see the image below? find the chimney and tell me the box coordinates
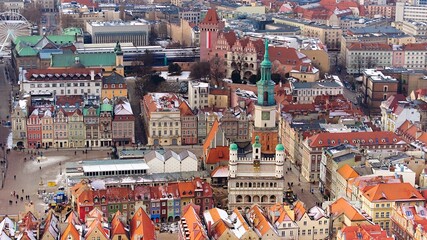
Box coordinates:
[90,70,95,80]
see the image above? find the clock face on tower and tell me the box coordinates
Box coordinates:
[262,111,270,120]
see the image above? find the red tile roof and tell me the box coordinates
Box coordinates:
[347,43,392,51]
[340,224,393,240]
[382,94,406,110]
[403,43,427,51]
[181,205,208,240]
[307,131,405,148]
[130,208,155,240]
[179,101,194,116]
[203,119,220,155]
[111,211,127,237]
[363,183,424,202]
[206,146,230,164]
[329,198,366,221]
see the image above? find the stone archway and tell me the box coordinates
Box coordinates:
[253,195,260,203]
[261,195,268,203]
[244,195,251,203]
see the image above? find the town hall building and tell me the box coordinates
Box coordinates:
[228,40,285,210]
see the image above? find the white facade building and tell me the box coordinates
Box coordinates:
[141,93,182,146]
[227,138,285,210]
[20,68,103,96]
[290,81,344,103]
[86,20,150,46]
[396,2,427,22]
[144,149,198,174]
[188,81,209,110]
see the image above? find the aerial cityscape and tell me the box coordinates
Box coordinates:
[1,0,427,239]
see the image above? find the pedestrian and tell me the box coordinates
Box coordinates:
[39,166,41,170]
[15,201,17,204]
[9,200,12,205]
[16,195,18,199]
[13,191,15,196]
[37,159,40,163]
[10,192,12,196]
[74,151,76,155]
[22,189,24,193]
[301,188,303,193]
[20,197,23,201]
[13,175,16,180]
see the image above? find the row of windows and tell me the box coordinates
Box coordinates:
[152,122,180,127]
[29,82,101,88]
[152,130,179,136]
[84,169,147,176]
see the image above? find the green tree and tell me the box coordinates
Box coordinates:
[190,61,210,80]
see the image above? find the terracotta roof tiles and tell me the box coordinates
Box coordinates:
[329,198,366,221]
[307,131,404,148]
[206,146,229,164]
[362,183,424,202]
[337,164,359,180]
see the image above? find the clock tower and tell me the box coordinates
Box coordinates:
[252,39,278,154]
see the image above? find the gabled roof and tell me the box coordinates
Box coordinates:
[102,72,125,85]
[181,205,208,240]
[329,198,366,221]
[130,208,155,240]
[363,183,424,202]
[179,101,194,116]
[60,221,80,240]
[111,211,127,237]
[246,205,277,237]
[337,164,359,180]
[85,219,108,239]
[203,119,220,155]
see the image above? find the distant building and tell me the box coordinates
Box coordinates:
[141,93,182,146]
[86,20,150,46]
[362,69,398,115]
[290,81,343,104]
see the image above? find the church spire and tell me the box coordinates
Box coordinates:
[257,38,275,106]
[261,38,271,67]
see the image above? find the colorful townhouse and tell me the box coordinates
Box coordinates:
[71,179,214,223]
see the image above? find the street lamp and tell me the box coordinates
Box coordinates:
[56,132,58,151]
[59,162,62,175]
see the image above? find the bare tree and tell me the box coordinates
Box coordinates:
[21,2,43,25]
[131,50,154,77]
[60,14,83,29]
[209,56,226,86]
[190,61,210,80]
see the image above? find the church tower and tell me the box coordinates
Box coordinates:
[199,8,224,62]
[114,41,124,76]
[252,39,278,154]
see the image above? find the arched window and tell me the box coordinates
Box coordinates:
[236,195,243,203]
[263,91,268,104]
[244,195,251,203]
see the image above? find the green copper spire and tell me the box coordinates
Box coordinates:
[261,38,271,68]
[257,38,275,106]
